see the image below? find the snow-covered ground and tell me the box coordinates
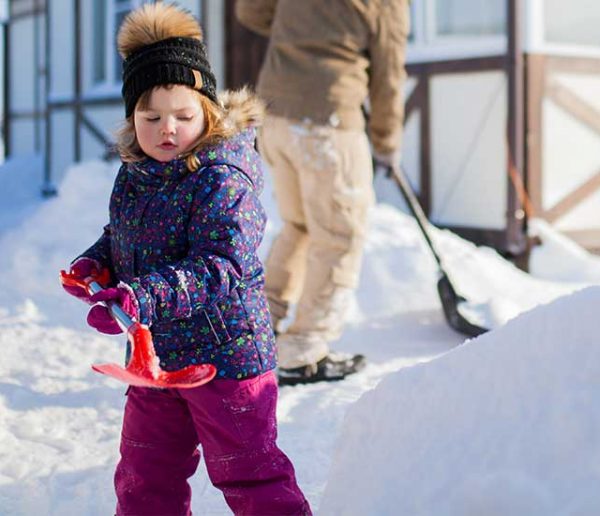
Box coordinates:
[1,157,600,515]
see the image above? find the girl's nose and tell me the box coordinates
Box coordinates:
[160,117,176,135]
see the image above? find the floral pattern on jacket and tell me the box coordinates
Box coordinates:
[80,123,276,379]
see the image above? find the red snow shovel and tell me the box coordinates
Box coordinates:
[60,270,217,388]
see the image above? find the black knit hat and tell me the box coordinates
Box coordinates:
[122,36,218,117]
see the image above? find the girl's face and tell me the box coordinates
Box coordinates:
[134,85,206,162]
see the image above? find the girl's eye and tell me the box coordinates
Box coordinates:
[146,117,160,122]
[177,116,193,121]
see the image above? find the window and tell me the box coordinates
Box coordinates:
[407,1,416,43]
[544,0,600,48]
[435,0,505,37]
[0,0,9,22]
[113,0,134,82]
[407,0,507,62]
[91,0,150,88]
[92,0,107,84]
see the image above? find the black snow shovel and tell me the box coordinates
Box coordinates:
[378,162,488,337]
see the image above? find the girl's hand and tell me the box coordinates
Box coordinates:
[87,284,140,335]
[62,257,108,304]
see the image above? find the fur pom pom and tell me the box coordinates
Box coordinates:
[118,3,203,58]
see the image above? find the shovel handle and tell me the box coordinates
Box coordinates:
[87,280,136,333]
[60,269,135,333]
[62,269,215,387]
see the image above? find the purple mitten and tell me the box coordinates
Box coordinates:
[62,257,107,304]
[87,283,140,335]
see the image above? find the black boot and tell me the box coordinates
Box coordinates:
[278,352,366,386]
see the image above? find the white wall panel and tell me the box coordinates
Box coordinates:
[9,17,35,111]
[542,100,600,211]
[10,119,36,155]
[430,71,507,228]
[50,109,75,186]
[555,189,600,232]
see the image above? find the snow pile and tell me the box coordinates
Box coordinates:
[320,286,600,516]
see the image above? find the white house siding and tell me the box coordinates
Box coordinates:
[10,118,40,156]
[9,12,45,155]
[430,70,508,230]
[542,74,600,233]
[49,109,74,186]
[9,15,35,112]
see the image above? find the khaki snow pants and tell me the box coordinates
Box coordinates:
[258,115,374,368]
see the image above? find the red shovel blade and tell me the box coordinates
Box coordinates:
[92,362,217,388]
[92,322,217,389]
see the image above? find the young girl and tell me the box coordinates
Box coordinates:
[61,4,310,515]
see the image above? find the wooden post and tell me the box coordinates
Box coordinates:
[506,0,527,256]
[42,0,57,196]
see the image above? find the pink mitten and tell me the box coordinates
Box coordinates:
[62,257,108,304]
[87,284,140,335]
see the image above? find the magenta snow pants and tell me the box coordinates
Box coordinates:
[114,371,311,516]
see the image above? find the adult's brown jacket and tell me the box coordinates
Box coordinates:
[235,0,410,155]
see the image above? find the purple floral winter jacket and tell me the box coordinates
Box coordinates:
[79,127,276,379]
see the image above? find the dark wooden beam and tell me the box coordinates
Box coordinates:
[419,76,431,215]
[404,80,421,121]
[33,0,41,151]
[41,0,56,196]
[406,55,507,76]
[3,19,10,157]
[505,0,526,255]
[74,0,81,161]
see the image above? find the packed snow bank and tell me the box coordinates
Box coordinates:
[0,160,117,328]
[320,286,600,516]
[529,218,600,283]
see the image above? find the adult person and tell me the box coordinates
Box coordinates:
[236,0,410,385]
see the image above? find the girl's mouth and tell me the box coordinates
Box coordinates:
[159,142,177,150]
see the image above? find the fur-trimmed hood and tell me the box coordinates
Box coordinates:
[219,87,265,134]
[189,87,266,191]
